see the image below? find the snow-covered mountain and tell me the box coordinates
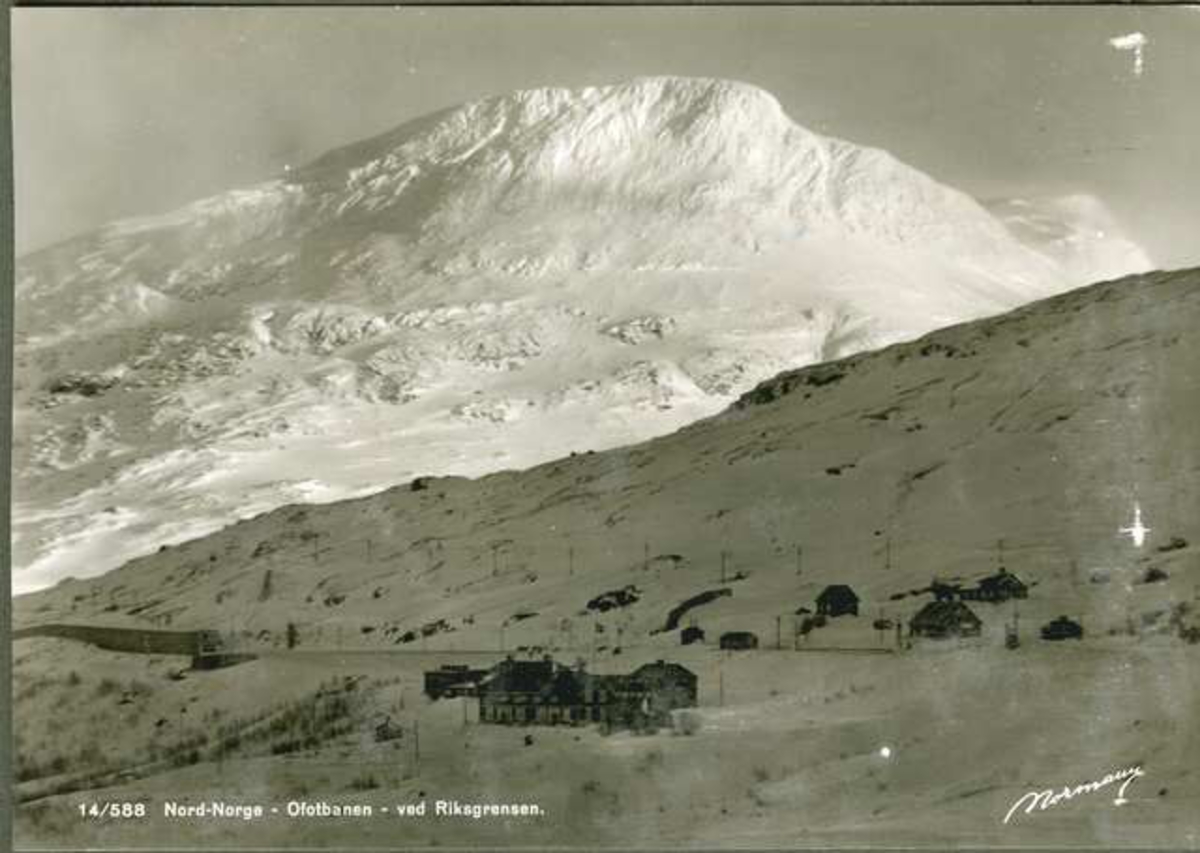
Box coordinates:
[986,194,1153,286]
[12,77,1152,592]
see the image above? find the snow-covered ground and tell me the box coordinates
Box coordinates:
[12,267,1198,847]
[12,77,1152,592]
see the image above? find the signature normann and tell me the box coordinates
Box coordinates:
[1003,765,1145,825]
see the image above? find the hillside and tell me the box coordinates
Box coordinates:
[12,268,1199,849]
[16,267,1198,642]
[11,76,1151,591]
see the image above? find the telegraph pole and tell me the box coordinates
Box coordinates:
[568,546,574,577]
[775,616,782,650]
[413,717,421,777]
[720,550,727,584]
[795,544,802,578]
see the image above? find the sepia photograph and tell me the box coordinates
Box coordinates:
[7,4,1200,849]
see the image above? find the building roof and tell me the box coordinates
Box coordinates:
[486,658,556,694]
[910,600,981,628]
[817,584,859,603]
[978,569,1027,590]
[632,661,697,683]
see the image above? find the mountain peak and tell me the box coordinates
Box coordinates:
[12,78,1154,592]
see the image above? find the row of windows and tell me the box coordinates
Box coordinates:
[481,704,606,722]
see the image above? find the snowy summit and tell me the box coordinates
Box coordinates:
[12,77,1151,591]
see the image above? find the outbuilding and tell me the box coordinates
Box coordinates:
[816,584,860,617]
[1041,616,1084,641]
[719,631,759,650]
[961,568,1028,602]
[909,600,982,639]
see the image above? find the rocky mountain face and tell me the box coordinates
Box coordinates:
[12,77,1152,592]
[17,268,1197,655]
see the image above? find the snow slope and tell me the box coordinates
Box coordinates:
[15,267,1198,648]
[12,77,1152,591]
[12,268,1199,849]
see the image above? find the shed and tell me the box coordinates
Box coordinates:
[962,568,1028,602]
[909,600,982,639]
[816,584,859,617]
[719,631,759,650]
[630,661,698,716]
[1041,616,1084,641]
[680,625,705,646]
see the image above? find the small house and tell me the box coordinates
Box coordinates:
[1041,616,1084,641]
[630,661,698,719]
[816,584,859,617]
[719,631,759,650]
[680,625,705,645]
[909,600,982,639]
[962,568,1028,602]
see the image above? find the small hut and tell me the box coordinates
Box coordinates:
[909,600,982,639]
[1041,616,1083,641]
[719,631,759,651]
[816,585,859,617]
[680,625,705,646]
[962,568,1028,602]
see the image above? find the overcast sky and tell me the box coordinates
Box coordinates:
[12,6,1200,267]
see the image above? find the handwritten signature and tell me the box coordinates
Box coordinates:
[1003,765,1145,825]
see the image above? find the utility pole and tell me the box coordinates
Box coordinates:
[795,544,803,578]
[568,546,574,577]
[997,538,1005,570]
[413,717,421,777]
[644,541,650,573]
[718,663,725,707]
[775,616,782,650]
[720,550,727,584]
[366,538,373,563]
[492,544,500,577]
[885,538,892,572]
